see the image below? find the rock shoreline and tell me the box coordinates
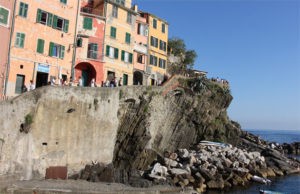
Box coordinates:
[74,138,299,193]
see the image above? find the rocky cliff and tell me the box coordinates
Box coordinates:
[0,76,240,179]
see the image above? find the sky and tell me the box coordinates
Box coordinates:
[133,0,300,130]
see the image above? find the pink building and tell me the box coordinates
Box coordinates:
[0,0,14,98]
[133,12,149,85]
[75,0,105,86]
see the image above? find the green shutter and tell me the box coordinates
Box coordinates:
[36,9,42,23]
[106,45,110,56]
[88,18,93,29]
[114,48,119,59]
[37,39,44,54]
[24,4,28,18]
[83,17,87,29]
[60,0,67,4]
[52,15,58,29]
[77,38,82,47]
[125,33,130,44]
[93,44,98,59]
[20,33,25,48]
[111,27,116,38]
[129,53,133,63]
[0,7,9,25]
[19,2,23,16]
[64,19,69,32]
[49,42,54,56]
[47,13,53,26]
[83,17,92,30]
[150,55,153,65]
[121,50,125,61]
[155,38,158,48]
[60,45,65,59]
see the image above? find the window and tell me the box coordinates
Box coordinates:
[60,0,67,4]
[153,18,157,29]
[106,45,119,59]
[150,55,158,66]
[49,42,65,59]
[127,12,132,24]
[83,17,93,30]
[36,9,53,27]
[114,0,125,6]
[121,50,133,63]
[137,54,143,64]
[159,58,166,68]
[0,6,10,27]
[125,33,131,44]
[138,23,147,36]
[150,36,158,48]
[19,2,28,18]
[36,39,45,54]
[112,5,118,18]
[110,26,116,38]
[88,43,98,59]
[162,23,165,33]
[15,32,25,48]
[77,38,83,47]
[160,40,166,51]
[53,15,69,32]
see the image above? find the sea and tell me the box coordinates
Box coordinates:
[206,129,300,194]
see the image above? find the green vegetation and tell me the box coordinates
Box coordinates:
[25,114,33,126]
[94,98,98,105]
[0,138,4,143]
[89,104,92,109]
[144,105,149,113]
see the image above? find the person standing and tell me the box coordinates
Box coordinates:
[90,78,95,87]
[78,77,83,87]
[29,80,35,91]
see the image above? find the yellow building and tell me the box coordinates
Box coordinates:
[140,12,168,85]
[93,0,137,86]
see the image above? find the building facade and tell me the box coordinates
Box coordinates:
[0,0,15,98]
[101,0,137,86]
[5,0,79,96]
[140,12,168,85]
[74,0,105,86]
[133,10,149,85]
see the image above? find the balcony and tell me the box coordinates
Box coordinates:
[134,43,148,55]
[81,7,104,16]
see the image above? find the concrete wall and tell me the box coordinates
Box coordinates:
[0,0,14,97]
[0,86,122,179]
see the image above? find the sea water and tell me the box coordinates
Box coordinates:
[206,129,300,194]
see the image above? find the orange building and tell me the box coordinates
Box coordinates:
[74,0,105,86]
[5,0,79,96]
[0,0,15,98]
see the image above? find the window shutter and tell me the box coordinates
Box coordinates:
[19,2,24,16]
[64,19,69,33]
[77,38,82,47]
[126,33,130,44]
[52,15,58,29]
[114,48,119,59]
[20,33,25,48]
[129,53,133,63]
[93,44,98,59]
[61,45,65,59]
[0,7,9,25]
[121,50,125,61]
[106,45,110,56]
[155,38,158,48]
[83,17,87,29]
[150,55,153,65]
[88,18,93,29]
[111,27,116,38]
[24,4,28,18]
[36,9,42,23]
[37,39,44,54]
[47,13,53,26]
[49,42,54,56]
[137,23,141,34]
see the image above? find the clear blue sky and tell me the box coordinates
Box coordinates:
[133,0,300,130]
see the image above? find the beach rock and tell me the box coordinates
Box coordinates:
[164,158,178,167]
[170,168,189,176]
[169,153,178,160]
[151,163,168,176]
[207,179,224,189]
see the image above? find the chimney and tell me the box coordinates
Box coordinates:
[133,4,138,12]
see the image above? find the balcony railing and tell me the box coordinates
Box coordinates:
[81,7,104,16]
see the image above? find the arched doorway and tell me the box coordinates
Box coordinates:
[133,71,143,85]
[75,62,96,86]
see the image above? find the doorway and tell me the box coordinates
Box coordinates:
[82,70,88,86]
[36,72,49,88]
[15,74,25,94]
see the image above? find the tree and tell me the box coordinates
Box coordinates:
[167,37,198,76]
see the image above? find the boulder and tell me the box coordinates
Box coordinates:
[164,158,178,168]
[151,163,168,176]
[170,168,189,176]
[207,179,224,189]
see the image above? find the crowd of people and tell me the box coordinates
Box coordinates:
[211,77,229,86]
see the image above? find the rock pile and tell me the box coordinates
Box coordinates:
[144,143,279,192]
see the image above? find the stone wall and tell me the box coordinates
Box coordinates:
[0,77,241,180]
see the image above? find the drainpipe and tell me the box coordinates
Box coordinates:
[4,0,17,95]
[71,0,80,79]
